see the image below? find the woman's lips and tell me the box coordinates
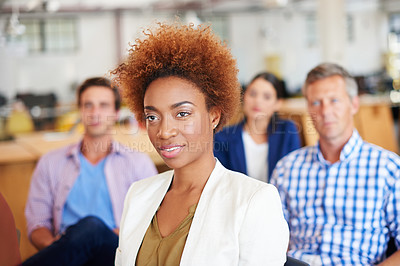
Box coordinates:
[158,145,184,159]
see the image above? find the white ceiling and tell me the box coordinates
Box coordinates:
[0,0,399,14]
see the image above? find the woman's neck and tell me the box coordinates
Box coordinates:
[80,134,112,164]
[244,117,269,144]
[171,151,216,193]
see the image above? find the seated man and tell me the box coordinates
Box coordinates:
[23,77,157,265]
[270,63,400,265]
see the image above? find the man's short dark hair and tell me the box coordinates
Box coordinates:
[77,77,121,111]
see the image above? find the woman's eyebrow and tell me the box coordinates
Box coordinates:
[144,106,157,111]
[144,101,195,111]
[171,101,196,109]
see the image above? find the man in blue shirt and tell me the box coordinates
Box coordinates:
[270,63,400,265]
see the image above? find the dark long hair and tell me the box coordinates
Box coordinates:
[244,72,286,99]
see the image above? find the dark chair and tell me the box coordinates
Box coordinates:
[285,256,310,266]
[16,92,57,130]
[386,237,397,258]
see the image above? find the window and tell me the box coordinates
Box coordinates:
[19,17,78,53]
[347,14,354,43]
[305,13,317,47]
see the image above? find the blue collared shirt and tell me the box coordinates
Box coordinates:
[60,152,115,233]
[271,130,400,265]
[25,140,158,236]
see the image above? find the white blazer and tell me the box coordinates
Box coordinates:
[116,160,289,266]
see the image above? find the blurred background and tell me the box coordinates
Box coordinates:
[0,0,400,132]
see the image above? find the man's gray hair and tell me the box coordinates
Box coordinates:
[302,63,358,98]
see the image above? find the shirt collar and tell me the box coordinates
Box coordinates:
[66,139,121,163]
[314,129,363,165]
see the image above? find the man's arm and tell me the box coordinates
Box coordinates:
[380,165,400,265]
[30,227,59,250]
[25,154,58,247]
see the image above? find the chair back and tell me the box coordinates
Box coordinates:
[284,256,310,266]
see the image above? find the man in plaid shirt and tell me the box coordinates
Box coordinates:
[271,63,400,265]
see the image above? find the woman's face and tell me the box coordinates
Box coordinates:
[243,78,281,122]
[143,76,220,170]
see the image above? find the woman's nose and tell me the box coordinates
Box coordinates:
[157,118,178,139]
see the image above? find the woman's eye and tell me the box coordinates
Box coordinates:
[263,94,271,100]
[145,115,157,121]
[249,90,257,97]
[177,112,190,118]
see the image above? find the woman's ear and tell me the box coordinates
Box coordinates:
[210,107,221,129]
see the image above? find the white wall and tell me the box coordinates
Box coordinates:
[0,12,119,103]
[227,6,388,93]
[345,9,387,75]
[0,5,392,103]
[119,11,172,59]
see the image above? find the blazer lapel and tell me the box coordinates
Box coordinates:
[180,161,224,264]
[126,171,174,264]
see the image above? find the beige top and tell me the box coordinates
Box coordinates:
[136,204,197,266]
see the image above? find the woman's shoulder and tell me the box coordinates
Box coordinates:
[270,117,299,139]
[126,170,173,196]
[273,117,297,129]
[216,164,278,199]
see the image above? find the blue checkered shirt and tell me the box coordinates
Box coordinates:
[270,130,400,265]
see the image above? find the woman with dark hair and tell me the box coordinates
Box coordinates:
[214,72,301,182]
[112,23,289,265]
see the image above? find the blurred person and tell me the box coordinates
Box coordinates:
[214,72,301,182]
[23,77,157,266]
[112,22,289,265]
[270,63,400,265]
[5,100,35,134]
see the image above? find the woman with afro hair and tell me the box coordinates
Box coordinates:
[112,22,289,266]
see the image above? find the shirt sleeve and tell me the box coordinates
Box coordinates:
[270,161,290,222]
[238,184,289,265]
[134,153,158,181]
[385,161,400,248]
[25,155,55,238]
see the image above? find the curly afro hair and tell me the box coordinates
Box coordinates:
[111,22,241,132]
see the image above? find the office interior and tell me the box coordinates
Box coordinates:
[1,0,400,261]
